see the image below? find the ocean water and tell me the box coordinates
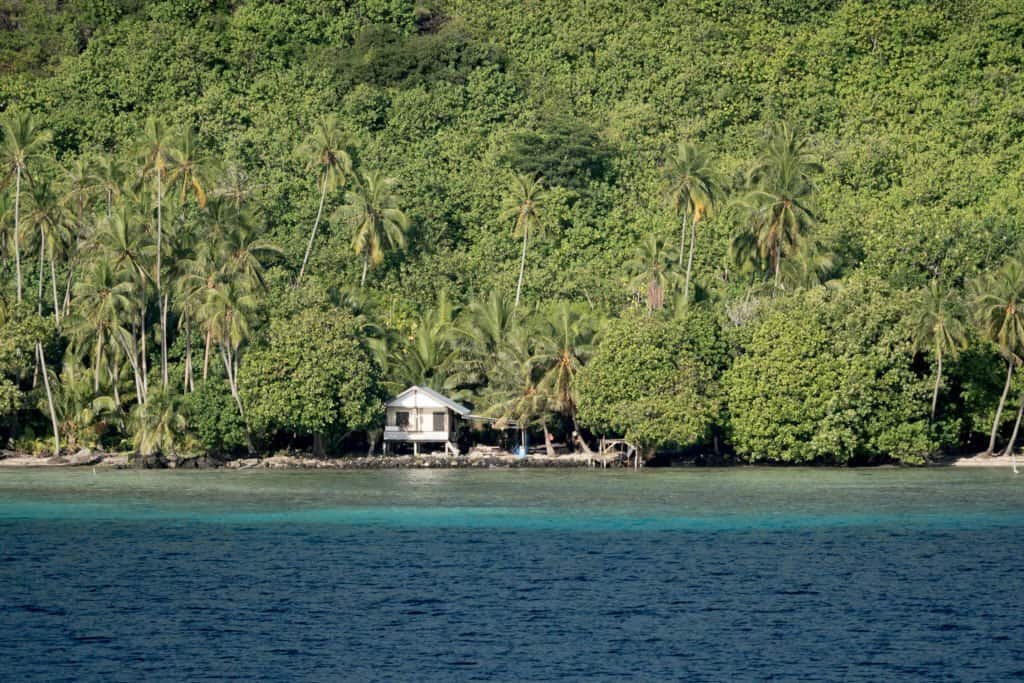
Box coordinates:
[1,468,1022,682]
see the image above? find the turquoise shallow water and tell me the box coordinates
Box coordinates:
[1,468,1023,680]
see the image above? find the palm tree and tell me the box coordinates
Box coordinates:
[911,281,967,422]
[129,387,187,457]
[68,261,135,393]
[167,127,214,210]
[295,115,352,286]
[485,331,554,456]
[533,301,597,435]
[739,122,821,286]
[197,275,258,451]
[0,111,52,302]
[389,294,459,393]
[776,238,835,291]
[59,157,101,315]
[972,257,1024,455]
[36,341,60,455]
[91,204,154,403]
[93,154,126,218]
[213,163,257,209]
[453,290,518,390]
[625,233,675,312]
[134,116,175,387]
[25,178,70,323]
[662,141,721,304]
[500,173,546,307]
[334,168,409,287]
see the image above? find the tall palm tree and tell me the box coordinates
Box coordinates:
[911,281,967,422]
[0,111,52,302]
[134,116,175,387]
[500,173,546,307]
[662,141,721,304]
[972,257,1024,455]
[91,204,154,403]
[739,122,821,286]
[295,115,352,286]
[334,168,409,287]
[534,301,597,434]
[625,233,675,312]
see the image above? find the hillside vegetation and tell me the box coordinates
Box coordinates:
[0,0,1022,463]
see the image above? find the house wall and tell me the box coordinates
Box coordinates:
[384,408,454,442]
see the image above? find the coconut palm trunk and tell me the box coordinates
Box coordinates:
[37,231,45,315]
[220,343,254,453]
[184,317,193,393]
[14,167,22,302]
[677,212,688,267]
[987,358,1015,455]
[543,423,556,458]
[683,214,697,305]
[1001,389,1024,459]
[49,256,60,325]
[360,251,369,288]
[515,228,528,307]
[297,171,329,286]
[37,342,60,456]
[930,346,943,422]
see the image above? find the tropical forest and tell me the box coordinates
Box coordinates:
[0,0,1022,465]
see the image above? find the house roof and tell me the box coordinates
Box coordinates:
[386,385,471,416]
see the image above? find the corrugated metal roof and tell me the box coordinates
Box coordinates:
[386,385,471,416]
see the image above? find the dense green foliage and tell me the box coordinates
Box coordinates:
[576,311,725,454]
[240,309,383,448]
[723,276,935,464]
[0,0,1022,462]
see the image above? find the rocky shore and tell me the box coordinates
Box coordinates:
[0,448,1018,470]
[0,448,632,470]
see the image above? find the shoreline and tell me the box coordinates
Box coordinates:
[0,449,1019,470]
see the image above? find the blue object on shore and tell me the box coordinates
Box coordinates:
[513,445,527,458]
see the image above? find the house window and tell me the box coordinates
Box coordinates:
[433,411,446,432]
[396,411,410,429]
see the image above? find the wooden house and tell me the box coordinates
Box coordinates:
[383,385,470,455]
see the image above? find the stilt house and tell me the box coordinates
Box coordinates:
[383,386,470,455]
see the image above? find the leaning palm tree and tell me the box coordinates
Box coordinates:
[0,111,52,302]
[625,233,675,312]
[911,281,967,422]
[500,173,546,307]
[662,141,721,304]
[972,256,1024,455]
[295,115,352,286]
[334,168,410,288]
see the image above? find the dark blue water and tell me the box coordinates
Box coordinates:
[1,469,1023,681]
